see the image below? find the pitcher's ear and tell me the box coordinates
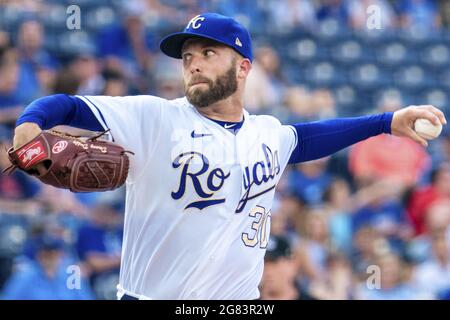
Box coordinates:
[237,58,252,79]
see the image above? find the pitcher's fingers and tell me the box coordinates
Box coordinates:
[407,127,428,147]
[411,108,441,126]
[422,105,447,125]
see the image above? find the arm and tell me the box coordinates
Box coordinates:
[13,94,103,149]
[288,113,393,164]
[84,252,121,273]
[289,105,447,164]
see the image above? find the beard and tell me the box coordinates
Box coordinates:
[185,64,238,108]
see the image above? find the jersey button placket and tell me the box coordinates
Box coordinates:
[235,136,248,210]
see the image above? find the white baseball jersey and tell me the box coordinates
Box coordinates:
[77,95,298,300]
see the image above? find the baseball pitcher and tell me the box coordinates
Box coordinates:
[10,13,447,299]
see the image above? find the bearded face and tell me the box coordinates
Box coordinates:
[184,59,238,108]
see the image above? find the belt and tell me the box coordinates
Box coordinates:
[120,294,139,300]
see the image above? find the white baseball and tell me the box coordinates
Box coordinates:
[414,118,442,140]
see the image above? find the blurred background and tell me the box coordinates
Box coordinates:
[0,0,450,300]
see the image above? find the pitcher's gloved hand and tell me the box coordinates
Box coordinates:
[4,129,133,192]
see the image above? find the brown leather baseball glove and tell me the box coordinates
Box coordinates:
[3,130,133,192]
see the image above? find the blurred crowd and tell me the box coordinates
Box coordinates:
[0,0,450,300]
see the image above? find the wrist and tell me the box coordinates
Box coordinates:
[382,112,394,134]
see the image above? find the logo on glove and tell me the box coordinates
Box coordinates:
[17,141,47,169]
[52,141,68,154]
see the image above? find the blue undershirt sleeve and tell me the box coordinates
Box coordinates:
[15,94,104,132]
[288,112,393,164]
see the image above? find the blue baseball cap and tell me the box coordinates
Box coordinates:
[160,13,253,62]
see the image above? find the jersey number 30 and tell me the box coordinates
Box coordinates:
[241,206,271,248]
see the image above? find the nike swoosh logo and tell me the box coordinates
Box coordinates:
[224,123,237,129]
[191,130,213,138]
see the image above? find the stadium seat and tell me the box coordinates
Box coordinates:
[375,42,417,66]
[84,7,117,31]
[287,37,329,63]
[424,89,449,111]
[334,85,356,106]
[349,63,391,89]
[353,89,377,113]
[57,30,96,56]
[353,28,397,49]
[420,44,450,68]
[303,61,347,87]
[42,4,67,30]
[60,0,111,9]
[333,85,363,116]
[398,25,443,48]
[0,215,29,258]
[393,65,430,90]
[331,39,374,65]
[315,19,351,44]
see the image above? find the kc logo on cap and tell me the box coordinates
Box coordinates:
[186,15,205,30]
[159,12,253,62]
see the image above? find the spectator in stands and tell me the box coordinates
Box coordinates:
[215,0,266,30]
[76,203,123,299]
[35,184,89,218]
[260,235,301,299]
[97,1,154,78]
[244,46,285,113]
[15,18,56,102]
[347,0,397,30]
[267,0,317,31]
[354,252,423,299]
[0,47,23,128]
[350,178,412,253]
[271,188,306,240]
[0,31,10,49]
[69,53,104,96]
[431,125,450,165]
[51,67,81,96]
[294,209,330,289]
[406,200,450,263]
[311,88,337,120]
[323,178,353,254]
[1,234,94,299]
[317,0,350,26]
[439,0,450,28]
[397,0,441,31]
[348,96,431,188]
[308,252,353,299]
[269,207,289,238]
[288,157,332,206]
[282,87,337,122]
[0,128,41,214]
[350,225,379,279]
[0,0,45,13]
[151,53,184,100]
[101,69,128,97]
[142,0,184,29]
[412,226,450,298]
[406,162,450,236]
[282,86,314,122]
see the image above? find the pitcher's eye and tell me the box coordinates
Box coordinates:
[182,53,192,61]
[204,49,215,57]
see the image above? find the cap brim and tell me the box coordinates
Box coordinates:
[160,32,229,59]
